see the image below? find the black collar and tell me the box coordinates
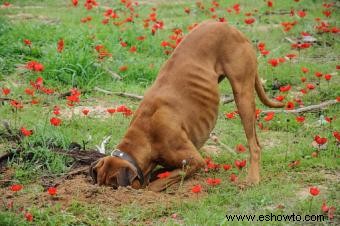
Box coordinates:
[111,149,145,186]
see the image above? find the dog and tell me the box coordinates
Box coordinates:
[89,21,284,192]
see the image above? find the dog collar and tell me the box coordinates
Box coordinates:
[111,149,145,186]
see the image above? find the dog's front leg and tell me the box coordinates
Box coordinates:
[148,150,205,192]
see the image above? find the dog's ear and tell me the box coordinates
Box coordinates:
[89,159,102,184]
[116,165,138,187]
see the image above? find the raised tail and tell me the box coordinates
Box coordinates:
[255,73,284,108]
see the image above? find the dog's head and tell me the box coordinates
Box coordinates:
[89,156,140,189]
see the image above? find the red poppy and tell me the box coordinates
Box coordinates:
[230,173,238,182]
[21,127,33,137]
[53,106,60,115]
[306,83,315,90]
[102,19,109,25]
[3,2,10,7]
[72,0,78,7]
[234,159,246,169]
[24,212,33,222]
[136,36,146,41]
[333,131,340,142]
[275,95,285,102]
[119,65,128,72]
[107,108,116,115]
[82,109,89,116]
[207,161,220,171]
[120,41,127,47]
[223,164,232,171]
[25,88,34,96]
[50,117,62,126]
[301,77,306,83]
[57,39,64,53]
[184,7,190,14]
[235,144,246,153]
[25,61,44,72]
[10,100,23,109]
[206,178,221,186]
[24,39,32,46]
[324,74,331,81]
[314,135,327,145]
[48,187,57,196]
[278,57,286,63]
[260,50,270,56]
[309,186,320,196]
[157,171,170,179]
[288,160,300,168]
[286,53,296,59]
[225,112,235,119]
[129,46,137,53]
[264,112,274,121]
[285,101,295,110]
[297,10,306,18]
[244,17,255,25]
[321,201,329,213]
[301,67,309,73]
[191,184,202,193]
[267,0,273,7]
[323,10,331,17]
[233,4,240,14]
[279,85,291,92]
[296,116,305,123]
[1,87,10,96]
[314,72,323,78]
[325,117,333,123]
[300,89,307,94]
[10,184,23,192]
[328,206,336,220]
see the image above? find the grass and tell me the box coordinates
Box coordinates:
[0,0,339,225]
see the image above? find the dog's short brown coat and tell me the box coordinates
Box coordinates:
[90,21,283,191]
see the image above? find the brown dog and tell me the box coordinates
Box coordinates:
[90,21,284,192]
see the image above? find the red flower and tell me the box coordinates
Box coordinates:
[297,10,306,18]
[309,186,320,196]
[25,88,34,96]
[286,53,296,59]
[1,87,10,96]
[50,117,62,126]
[10,184,23,192]
[157,171,170,179]
[25,61,44,72]
[72,0,78,7]
[333,131,340,142]
[120,41,127,47]
[285,101,295,110]
[300,89,307,94]
[225,112,235,119]
[301,77,306,83]
[260,50,270,56]
[264,112,274,121]
[223,164,232,171]
[191,184,202,193]
[275,95,285,102]
[267,0,273,7]
[301,67,309,73]
[257,42,265,51]
[48,187,57,196]
[314,72,323,78]
[321,201,329,213]
[206,178,221,186]
[184,7,190,14]
[296,116,305,123]
[107,108,116,115]
[235,144,246,153]
[82,109,90,116]
[230,173,238,182]
[21,127,33,137]
[119,65,128,72]
[268,59,279,67]
[279,85,291,92]
[10,100,23,109]
[323,10,331,17]
[129,46,137,53]
[324,74,331,81]
[24,212,33,222]
[136,36,146,41]
[314,135,327,145]
[244,17,255,25]
[23,39,32,46]
[57,39,64,53]
[234,159,246,170]
[306,83,315,90]
[288,160,300,168]
[53,106,60,115]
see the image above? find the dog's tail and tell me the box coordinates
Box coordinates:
[255,73,284,108]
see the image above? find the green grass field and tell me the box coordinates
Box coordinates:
[0,0,339,225]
